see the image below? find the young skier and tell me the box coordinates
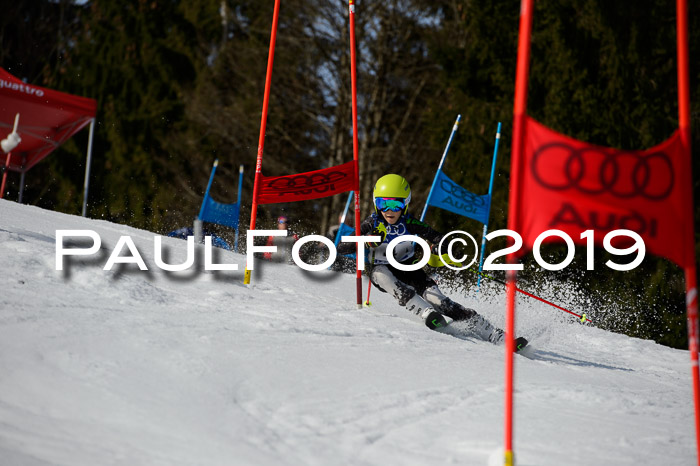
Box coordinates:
[263,215,299,263]
[339,174,526,350]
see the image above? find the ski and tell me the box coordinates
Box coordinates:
[428,313,530,353]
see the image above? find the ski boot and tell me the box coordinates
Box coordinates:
[487,330,528,352]
[515,337,529,352]
[422,308,449,330]
[475,320,528,352]
[467,315,504,343]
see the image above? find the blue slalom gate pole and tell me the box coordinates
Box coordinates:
[420,114,461,222]
[477,122,501,290]
[199,159,219,220]
[234,164,244,251]
[329,191,355,271]
[334,191,354,248]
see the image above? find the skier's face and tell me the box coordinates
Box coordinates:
[381,210,401,224]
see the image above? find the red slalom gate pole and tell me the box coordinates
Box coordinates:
[348,0,363,308]
[504,0,534,464]
[676,0,700,463]
[244,0,281,285]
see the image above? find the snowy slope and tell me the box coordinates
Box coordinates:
[0,199,695,466]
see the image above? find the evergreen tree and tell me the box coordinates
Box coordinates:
[40,0,206,230]
[3,0,698,348]
[424,0,700,349]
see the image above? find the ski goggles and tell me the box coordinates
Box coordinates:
[375,197,406,212]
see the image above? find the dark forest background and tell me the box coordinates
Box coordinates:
[1,0,699,348]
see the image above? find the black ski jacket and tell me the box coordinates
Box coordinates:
[337,213,443,263]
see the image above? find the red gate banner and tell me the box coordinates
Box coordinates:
[516,116,689,268]
[256,160,357,205]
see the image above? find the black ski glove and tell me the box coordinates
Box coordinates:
[367,224,387,248]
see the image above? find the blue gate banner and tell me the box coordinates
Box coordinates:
[199,196,240,229]
[427,169,491,224]
[336,222,355,240]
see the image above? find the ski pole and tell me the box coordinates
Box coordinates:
[364,279,372,307]
[468,268,591,323]
[364,252,375,306]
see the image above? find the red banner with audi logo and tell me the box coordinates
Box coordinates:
[517,116,688,268]
[255,160,357,205]
[503,1,696,463]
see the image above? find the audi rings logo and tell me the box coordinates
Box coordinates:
[386,223,407,236]
[266,171,348,197]
[440,178,486,207]
[531,143,674,200]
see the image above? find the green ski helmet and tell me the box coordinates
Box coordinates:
[373,174,411,214]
